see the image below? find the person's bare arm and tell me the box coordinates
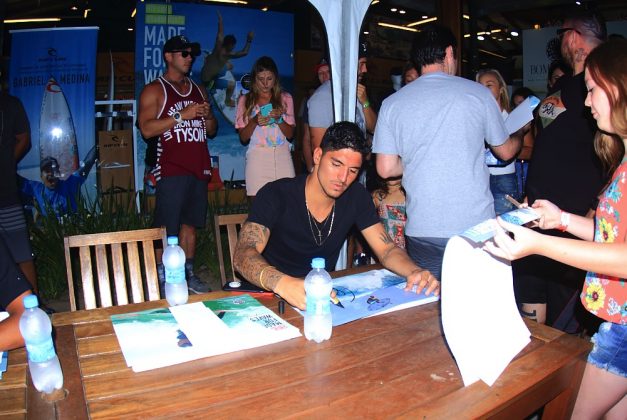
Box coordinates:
[309,126,327,153]
[517,128,534,160]
[302,123,313,172]
[14,132,31,162]
[0,291,31,351]
[362,223,440,295]
[233,222,306,308]
[376,153,403,179]
[490,129,524,162]
[199,87,218,138]
[229,31,254,59]
[357,83,377,134]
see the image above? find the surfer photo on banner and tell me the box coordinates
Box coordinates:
[19,145,98,218]
[201,11,254,112]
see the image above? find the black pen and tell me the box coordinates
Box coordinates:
[330,295,344,308]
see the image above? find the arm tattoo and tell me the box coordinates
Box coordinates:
[233,222,284,291]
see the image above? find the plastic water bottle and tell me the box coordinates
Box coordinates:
[304,257,333,343]
[18,295,64,394]
[163,236,188,306]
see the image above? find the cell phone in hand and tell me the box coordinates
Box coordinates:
[259,103,273,117]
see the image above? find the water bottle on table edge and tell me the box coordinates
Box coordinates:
[18,295,64,394]
[304,257,333,343]
[163,236,189,306]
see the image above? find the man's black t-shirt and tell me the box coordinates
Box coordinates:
[525,73,605,216]
[0,240,31,310]
[248,174,380,277]
[0,94,30,207]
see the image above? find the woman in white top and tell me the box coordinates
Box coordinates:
[477,69,518,215]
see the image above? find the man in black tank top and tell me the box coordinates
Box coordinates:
[138,35,218,294]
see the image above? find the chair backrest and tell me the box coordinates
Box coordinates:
[214,213,248,288]
[63,227,167,311]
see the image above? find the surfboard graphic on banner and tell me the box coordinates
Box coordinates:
[39,78,79,180]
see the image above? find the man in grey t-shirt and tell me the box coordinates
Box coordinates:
[373,25,524,280]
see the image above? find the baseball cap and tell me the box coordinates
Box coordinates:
[163,35,201,57]
[314,58,329,74]
[40,156,60,176]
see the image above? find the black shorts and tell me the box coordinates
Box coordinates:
[512,253,586,328]
[153,175,208,236]
[0,205,34,263]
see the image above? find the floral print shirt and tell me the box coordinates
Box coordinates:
[235,92,295,148]
[581,158,627,324]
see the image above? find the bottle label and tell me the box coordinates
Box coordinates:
[26,338,56,363]
[306,295,330,315]
[165,267,185,284]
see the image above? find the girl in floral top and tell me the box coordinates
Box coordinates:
[236,56,295,200]
[484,39,627,418]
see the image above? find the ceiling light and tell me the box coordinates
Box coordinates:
[533,24,541,30]
[84,8,91,18]
[128,28,134,32]
[506,37,511,41]
[391,8,397,12]
[378,22,418,32]
[464,34,471,38]
[371,0,380,5]
[491,29,502,33]
[261,7,268,11]
[363,31,369,35]
[203,0,248,5]
[131,8,137,18]
[407,17,437,27]
[576,1,581,5]
[479,49,507,59]
[399,10,406,14]
[463,14,470,20]
[511,31,519,37]
[4,17,61,23]
[71,6,78,11]
[477,35,485,40]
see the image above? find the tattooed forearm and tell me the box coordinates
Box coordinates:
[233,222,285,291]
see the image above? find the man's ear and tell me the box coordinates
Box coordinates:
[313,147,323,166]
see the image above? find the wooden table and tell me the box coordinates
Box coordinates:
[1,269,591,419]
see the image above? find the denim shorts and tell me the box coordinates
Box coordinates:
[588,322,627,378]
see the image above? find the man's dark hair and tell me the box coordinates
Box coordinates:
[411,24,457,69]
[321,121,370,159]
[224,35,236,48]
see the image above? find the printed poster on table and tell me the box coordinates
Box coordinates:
[135,1,294,185]
[9,27,99,206]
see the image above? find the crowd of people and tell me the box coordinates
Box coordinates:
[1,7,625,417]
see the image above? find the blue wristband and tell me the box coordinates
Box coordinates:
[277,116,284,125]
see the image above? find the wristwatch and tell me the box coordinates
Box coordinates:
[173,112,183,124]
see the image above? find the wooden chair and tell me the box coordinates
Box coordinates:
[63,227,167,311]
[214,213,248,288]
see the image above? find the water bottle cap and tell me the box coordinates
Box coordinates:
[167,236,179,246]
[311,257,325,269]
[23,294,39,309]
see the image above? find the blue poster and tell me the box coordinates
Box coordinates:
[9,27,99,208]
[135,1,294,184]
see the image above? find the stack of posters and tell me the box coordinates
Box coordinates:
[297,269,440,326]
[111,295,300,372]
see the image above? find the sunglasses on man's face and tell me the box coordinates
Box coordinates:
[173,50,196,58]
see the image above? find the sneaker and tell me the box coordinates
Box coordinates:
[187,273,211,294]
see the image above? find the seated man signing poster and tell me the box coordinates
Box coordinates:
[233,122,440,309]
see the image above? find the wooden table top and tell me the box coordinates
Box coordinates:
[1,268,591,419]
